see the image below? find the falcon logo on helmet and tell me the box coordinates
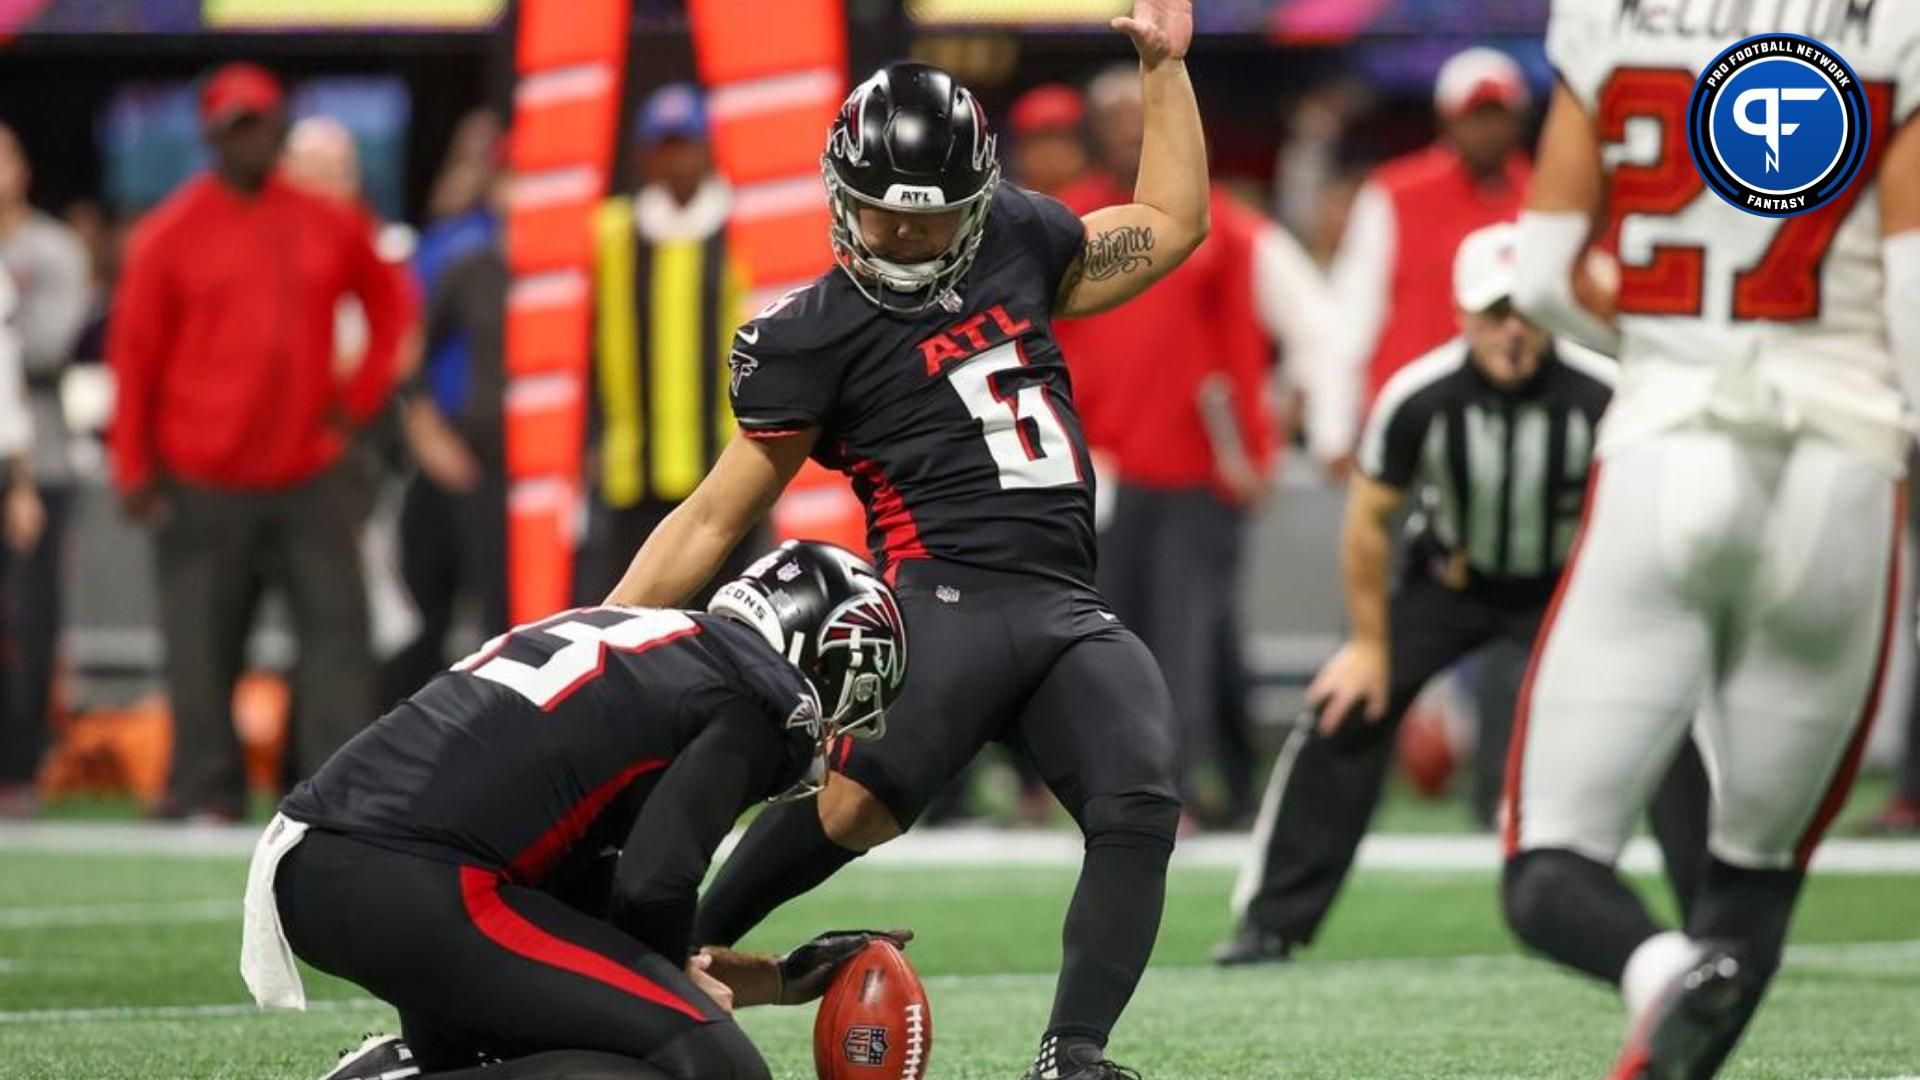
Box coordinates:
[708,540,909,800]
[822,61,1000,315]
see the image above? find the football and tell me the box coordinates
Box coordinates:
[812,939,932,1080]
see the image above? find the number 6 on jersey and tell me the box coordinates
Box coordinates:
[947,341,1081,489]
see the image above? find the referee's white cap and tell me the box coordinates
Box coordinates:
[1453,222,1520,314]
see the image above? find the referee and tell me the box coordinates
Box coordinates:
[1216,224,1708,965]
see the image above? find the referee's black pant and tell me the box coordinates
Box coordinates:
[1233,570,1711,945]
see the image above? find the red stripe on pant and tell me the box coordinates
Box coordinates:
[458,866,708,1024]
[1502,462,1606,857]
[1794,482,1907,867]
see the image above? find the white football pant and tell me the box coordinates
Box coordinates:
[1505,427,1901,870]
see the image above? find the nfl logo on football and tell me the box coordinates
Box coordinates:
[843,1025,890,1067]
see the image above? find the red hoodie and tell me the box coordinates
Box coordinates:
[110,172,408,492]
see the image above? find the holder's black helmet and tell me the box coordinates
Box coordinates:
[708,541,908,797]
[823,62,1000,314]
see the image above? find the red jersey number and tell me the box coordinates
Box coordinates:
[1596,69,1892,322]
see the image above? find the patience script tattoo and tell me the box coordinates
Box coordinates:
[1083,225,1156,281]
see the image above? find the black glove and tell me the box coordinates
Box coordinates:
[776,928,914,1005]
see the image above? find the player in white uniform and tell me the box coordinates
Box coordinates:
[1502,2,1920,1077]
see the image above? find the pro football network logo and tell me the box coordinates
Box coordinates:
[843,1024,890,1066]
[1687,33,1871,217]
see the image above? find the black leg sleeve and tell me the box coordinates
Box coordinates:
[690,798,861,947]
[1685,856,1803,998]
[1502,847,1662,984]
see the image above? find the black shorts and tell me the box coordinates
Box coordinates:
[843,560,1179,825]
[275,828,758,1075]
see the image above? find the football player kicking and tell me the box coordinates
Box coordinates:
[238,541,910,1080]
[1504,2,1920,1077]
[604,3,1207,1076]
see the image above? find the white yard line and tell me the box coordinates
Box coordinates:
[6,822,1920,874]
[0,898,238,929]
[0,940,1908,1026]
[0,997,385,1025]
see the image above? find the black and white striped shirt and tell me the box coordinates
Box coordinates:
[1356,338,1613,598]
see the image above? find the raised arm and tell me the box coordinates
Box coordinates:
[1054,0,1209,318]
[603,429,816,607]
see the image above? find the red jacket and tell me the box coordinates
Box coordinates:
[109,172,408,492]
[1362,145,1530,400]
[1053,179,1275,494]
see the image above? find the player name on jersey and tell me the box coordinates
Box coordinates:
[1618,0,1879,48]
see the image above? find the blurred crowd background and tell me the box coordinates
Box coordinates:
[0,0,1913,835]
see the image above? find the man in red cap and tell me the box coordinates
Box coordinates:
[109,62,410,820]
[1008,83,1096,198]
[1305,46,1533,479]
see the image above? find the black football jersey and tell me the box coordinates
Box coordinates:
[281,608,817,884]
[729,184,1096,586]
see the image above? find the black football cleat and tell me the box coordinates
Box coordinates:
[317,1033,420,1080]
[1023,1039,1143,1080]
[1608,946,1754,1080]
[1210,922,1294,967]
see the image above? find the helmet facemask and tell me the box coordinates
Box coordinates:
[824,155,999,316]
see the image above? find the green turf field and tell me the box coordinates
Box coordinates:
[0,833,1915,1080]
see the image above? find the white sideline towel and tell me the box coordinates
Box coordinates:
[239,813,311,1010]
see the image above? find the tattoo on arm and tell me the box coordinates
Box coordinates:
[1082,226,1156,281]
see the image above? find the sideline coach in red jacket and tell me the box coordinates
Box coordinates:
[109,64,408,820]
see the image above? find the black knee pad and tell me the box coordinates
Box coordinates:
[641,1022,771,1080]
[1080,791,1181,856]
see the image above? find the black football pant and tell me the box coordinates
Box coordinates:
[277,829,765,1078]
[697,560,1181,1048]
[154,462,376,816]
[1234,572,1712,944]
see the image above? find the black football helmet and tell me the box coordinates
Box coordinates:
[708,541,908,798]
[823,61,1000,314]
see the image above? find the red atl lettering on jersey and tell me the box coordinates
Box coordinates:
[919,304,1034,374]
